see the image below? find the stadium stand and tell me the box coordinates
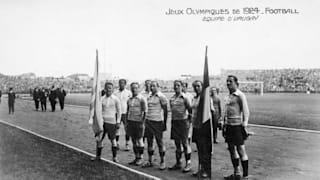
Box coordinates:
[0,69,319,94]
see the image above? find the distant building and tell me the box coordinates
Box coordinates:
[67,74,90,81]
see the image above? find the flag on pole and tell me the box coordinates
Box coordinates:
[196,46,213,180]
[89,49,103,136]
[196,46,212,125]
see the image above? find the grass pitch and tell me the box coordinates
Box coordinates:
[0,94,320,179]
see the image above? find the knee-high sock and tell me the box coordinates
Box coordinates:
[232,158,240,174]
[125,135,130,142]
[112,146,117,158]
[176,151,182,164]
[232,158,240,168]
[159,151,165,163]
[133,146,138,158]
[241,160,249,177]
[97,147,102,157]
[148,150,154,162]
[138,146,144,159]
[185,152,191,163]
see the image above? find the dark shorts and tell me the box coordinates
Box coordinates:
[171,120,190,141]
[225,125,246,145]
[102,122,117,140]
[127,120,144,139]
[192,120,212,143]
[144,120,164,140]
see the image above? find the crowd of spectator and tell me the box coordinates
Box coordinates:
[168,68,320,93]
[219,68,320,93]
[0,68,319,94]
[0,76,93,94]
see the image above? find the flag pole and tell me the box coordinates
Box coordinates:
[206,46,214,180]
[198,45,213,180]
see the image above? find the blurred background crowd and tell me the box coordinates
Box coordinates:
[0,68,319,94]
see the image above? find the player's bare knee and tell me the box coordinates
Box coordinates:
[237,145,248,160]
[147,140,153,150]
[138,138,144,147]
[228,145,240,159]
[157,140,165,153]
[181,140,187,150]
[111,139,117,147]
[182,140,191,153]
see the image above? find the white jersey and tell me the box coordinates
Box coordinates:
[114,89,132,114]
[101,94,121,124]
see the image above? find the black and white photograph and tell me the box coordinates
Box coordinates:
[0,0,319,180]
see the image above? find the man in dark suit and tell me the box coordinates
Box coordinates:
[57,86,67,110]
[49,85,57,112]
[0,89,2,104]
[40,87,48,111]
[8,87,16,114]
[33,87,41,111]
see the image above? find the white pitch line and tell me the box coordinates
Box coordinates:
[249,124,320,134]
[0,119,161,180]
[18,98,320,134]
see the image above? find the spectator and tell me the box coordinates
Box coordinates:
[210,87,222,144]
[40,87,48,111]
[57,86,67,110]
[33,87,41,111]
[8,87,16,114]
[49,85,57,112]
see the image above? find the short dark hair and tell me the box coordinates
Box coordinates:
[130,82,140,88]
[145,79,151,84]
[105,82,113,88]
[174,80,183,86]
[227,75,239,86]
[192,80,203,87]
[119,79,127,84]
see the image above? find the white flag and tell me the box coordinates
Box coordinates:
[89,49,103,136]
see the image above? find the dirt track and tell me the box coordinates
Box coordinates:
[0,99,319,180]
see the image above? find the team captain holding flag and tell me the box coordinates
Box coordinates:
[89,50,121,163]
[191,46,215,179]
[89,50,104,161]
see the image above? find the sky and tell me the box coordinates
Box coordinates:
[0,0,319,80]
